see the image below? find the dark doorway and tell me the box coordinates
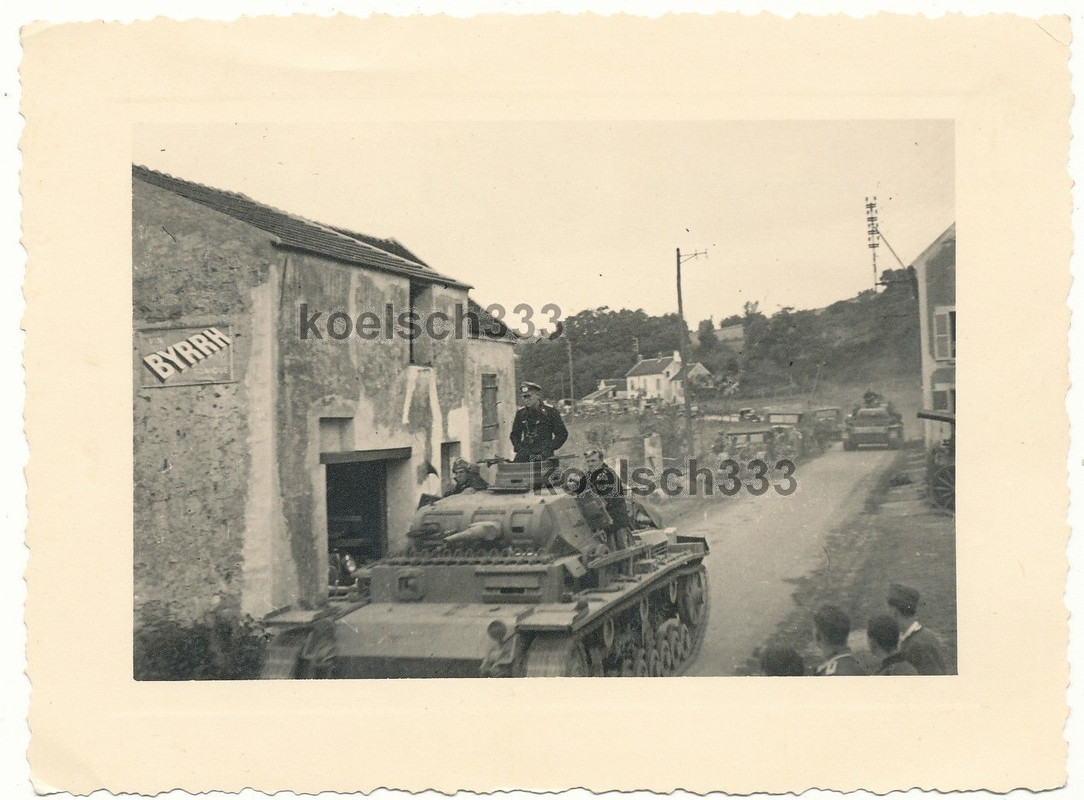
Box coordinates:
[326,461,387,566]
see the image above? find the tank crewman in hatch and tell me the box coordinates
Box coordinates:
[584,448,632,550]
[510,382,569,462]
[444,458,489,496]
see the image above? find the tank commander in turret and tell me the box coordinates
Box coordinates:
[510,381,569,463]
[444,458,489,497]
[584,449,632,550]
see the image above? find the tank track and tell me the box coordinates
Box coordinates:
[521,563,710,677]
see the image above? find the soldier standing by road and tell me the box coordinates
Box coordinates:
[510,382,569,462]
[886,583,948,674]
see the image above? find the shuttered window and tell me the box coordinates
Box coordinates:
[933,306,956,361]
[481,374,499,441]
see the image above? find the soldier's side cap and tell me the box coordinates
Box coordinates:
[520,382,542,394]
[888,583,920,610]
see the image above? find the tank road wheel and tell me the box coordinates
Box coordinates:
[679,568,708,627]
[524,635,589,677]
[672,567,711,675]
[657,640,674,676]
[666,628,682,666]
[676,623,692,661]
[646,647,662,677]
[931,466,955,512]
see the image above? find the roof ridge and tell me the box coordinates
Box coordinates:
[132,164,459,285]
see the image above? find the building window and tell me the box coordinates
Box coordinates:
[409,281,434,366]
[933,306,956,361]
[932,385,956,413]
[481,373,499,441]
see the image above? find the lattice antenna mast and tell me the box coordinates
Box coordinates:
[866,196,880,286]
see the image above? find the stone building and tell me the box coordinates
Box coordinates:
[914,223,956,444]
[132,165,516,625]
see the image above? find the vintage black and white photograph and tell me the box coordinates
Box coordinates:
[22,10,1075,796]
[132,120,956,680]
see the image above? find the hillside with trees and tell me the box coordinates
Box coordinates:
[515,267,920,401]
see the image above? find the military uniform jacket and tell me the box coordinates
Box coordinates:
[510,403,569,459]
[587,464,631,530]
[876,652,919,675]
[899,623,947,675]
[815,650,866,676]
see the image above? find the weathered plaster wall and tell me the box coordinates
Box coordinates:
[467,338,517,462]
[133,179,285,623]
[924,235,956,358]
[136,177,519,618]
[915,228,956,443]
[277,253,487,589]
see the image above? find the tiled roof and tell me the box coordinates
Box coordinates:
[327,225,431,267]
[673,363,709,381]
[467,298,518,343]
[600,379,628,390]
[580,387,612,402]
[625,357,674,377]
[133,165,469,289]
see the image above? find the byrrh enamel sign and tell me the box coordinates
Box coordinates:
[137,325,235,388]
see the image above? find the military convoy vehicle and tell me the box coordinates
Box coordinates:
[843,406,904,450]
[811,407,844,441]
[262,459,710,679]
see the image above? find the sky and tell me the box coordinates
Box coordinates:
[134,119,953,333]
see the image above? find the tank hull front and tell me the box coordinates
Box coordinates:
[332,602,524,679]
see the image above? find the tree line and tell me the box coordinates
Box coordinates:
[515,267,920,400]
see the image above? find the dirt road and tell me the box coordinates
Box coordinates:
[677,444,898,676]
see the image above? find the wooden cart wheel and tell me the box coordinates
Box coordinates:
[931,465,955,512]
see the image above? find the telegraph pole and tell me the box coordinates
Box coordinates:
[676,247,707,456]
[566,335,575,412]
[866,196,880,285]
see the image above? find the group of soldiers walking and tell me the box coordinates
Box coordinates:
[760,583,948,676]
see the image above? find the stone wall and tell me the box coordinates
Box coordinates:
[133,178,281,623]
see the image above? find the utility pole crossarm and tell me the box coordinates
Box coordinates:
[675,247,706,457]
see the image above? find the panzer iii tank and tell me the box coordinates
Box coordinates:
[261,460,710,678]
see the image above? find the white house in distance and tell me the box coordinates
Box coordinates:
[625,351,711,402]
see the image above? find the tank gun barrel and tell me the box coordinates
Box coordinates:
[442,521,505,546]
